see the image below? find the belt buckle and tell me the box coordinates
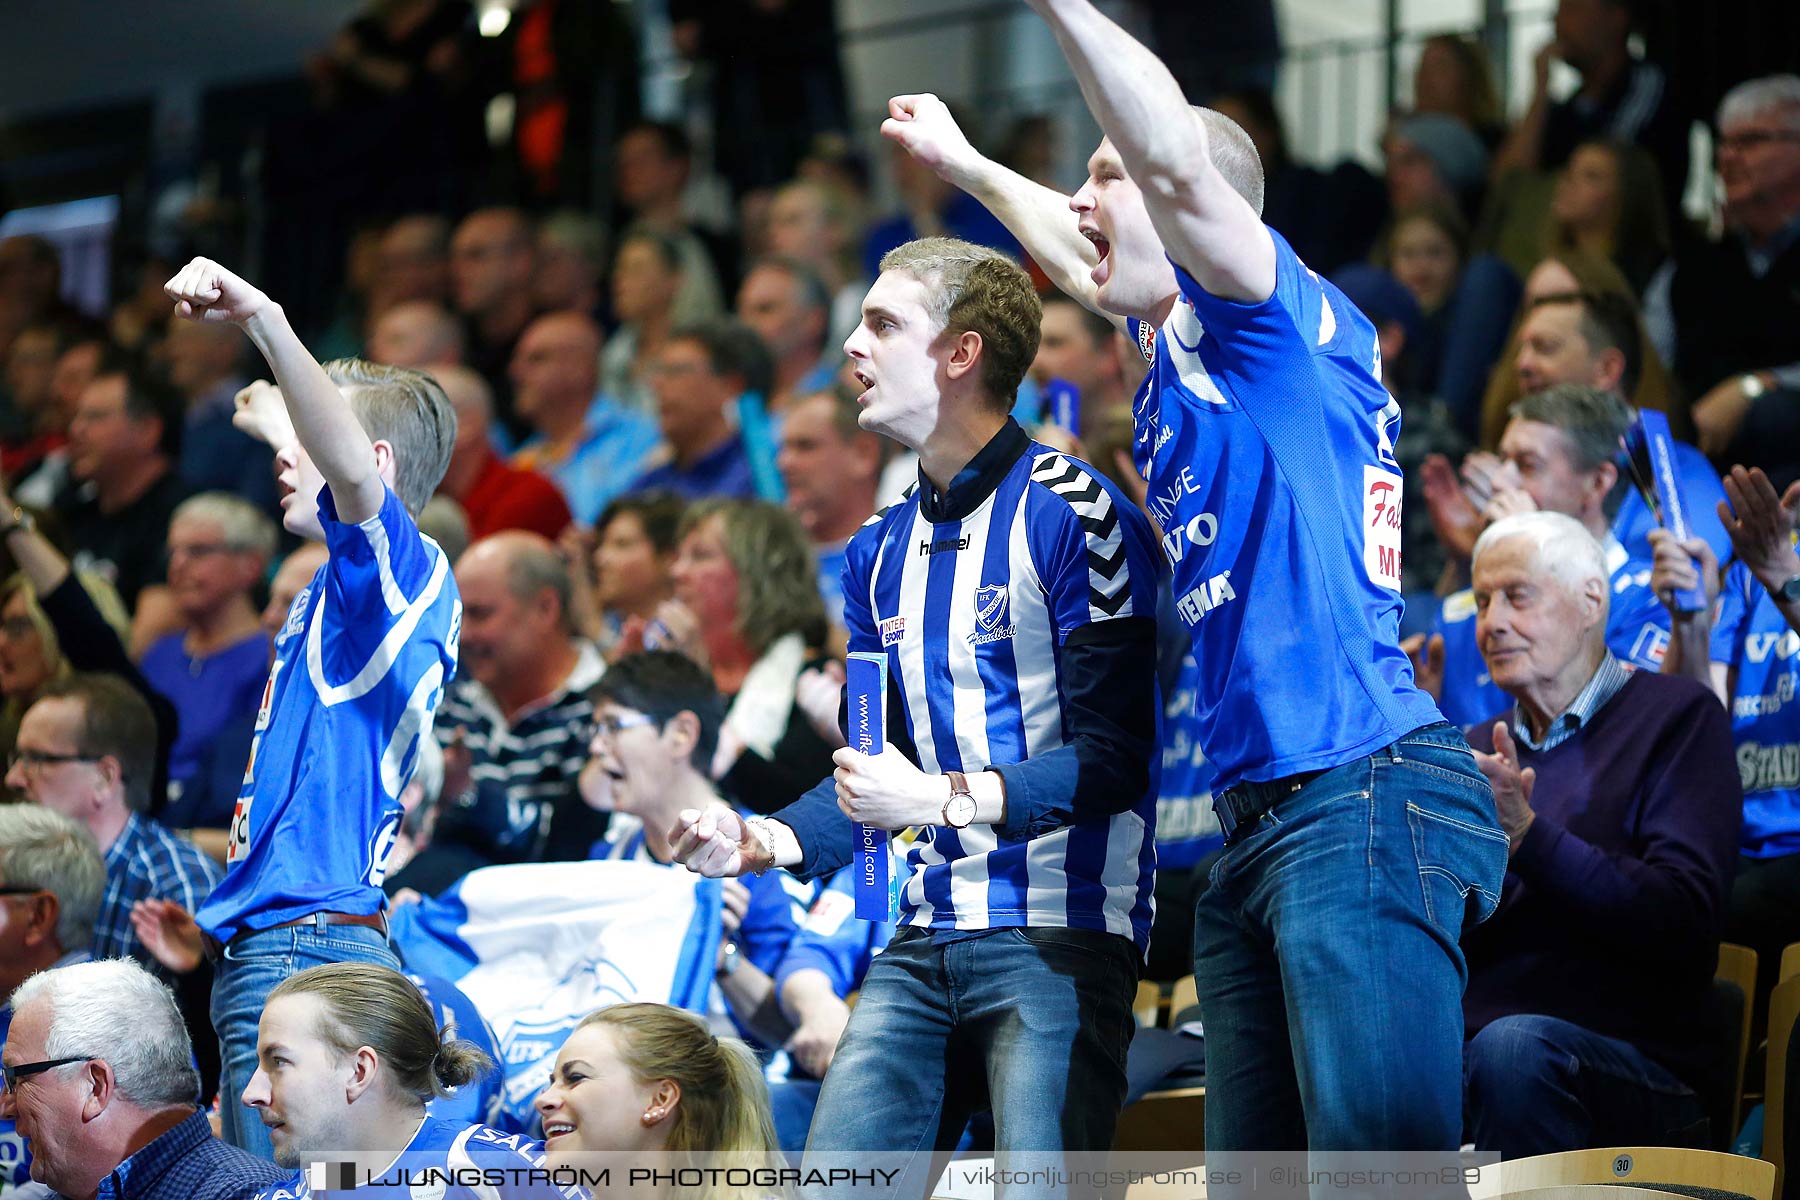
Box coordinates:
[1212,784,1258,845]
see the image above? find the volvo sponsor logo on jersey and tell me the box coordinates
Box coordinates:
[968,584,1016,646]
[1747,630,1800,664]
[1160,510,1219,564]
[919,534,970,556]
[879,615,907,646]
[1175,569,1237,625]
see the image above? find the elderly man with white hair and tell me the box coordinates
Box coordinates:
[0,959,282,1200]
[1458,511,1742,1156]
[1,805,104,1196]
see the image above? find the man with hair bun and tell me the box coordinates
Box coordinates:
[245,963,574,1197]
[1,958,284,1200]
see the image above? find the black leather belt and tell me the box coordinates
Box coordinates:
[1212,769,1326,844]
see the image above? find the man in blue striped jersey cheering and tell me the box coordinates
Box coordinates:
[672,236,1163,1181]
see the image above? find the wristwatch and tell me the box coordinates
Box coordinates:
[1775,573,1800,604]
[717,940,741,977]
[0,507,34,537]
[942,770,977,829]
[1742,372,1770,400]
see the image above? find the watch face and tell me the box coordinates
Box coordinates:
[1783,575,1800,602]
[946,793,978,828]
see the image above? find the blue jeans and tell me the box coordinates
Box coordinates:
[1464,1015,1708,1156]
[770,1078,823,1159]
[212,921,400,1157]
[1194,723,1509,1153]
[802,925,1138,1197]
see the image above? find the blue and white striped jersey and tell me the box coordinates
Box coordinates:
[197,486,461,944]
[843,423,1162,949]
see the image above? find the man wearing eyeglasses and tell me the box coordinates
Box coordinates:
[1644,74,1800,479]
[0,959,282,1200]
[0,804,104,1197]
[3,673,221,979]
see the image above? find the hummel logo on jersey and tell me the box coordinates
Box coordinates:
[919,534,970,556]
[968,584,1016,646]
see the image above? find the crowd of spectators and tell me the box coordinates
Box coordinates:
[1,0,1800,1186]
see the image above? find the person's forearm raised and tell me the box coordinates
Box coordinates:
[166,259,386,524]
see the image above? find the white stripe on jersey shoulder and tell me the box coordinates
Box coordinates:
[360,512,411,616]
[1028,452,1134,619]
[860,482,919,529]
[306,541,452,705]
[1310,273,1337,346]
[1163,302,1230,406]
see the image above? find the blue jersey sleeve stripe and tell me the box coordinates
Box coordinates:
[378,661,447,799]
[975,474,1029,769]
[978,486,1036,921]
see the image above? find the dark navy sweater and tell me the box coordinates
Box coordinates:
[1464,671,1742,1089]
